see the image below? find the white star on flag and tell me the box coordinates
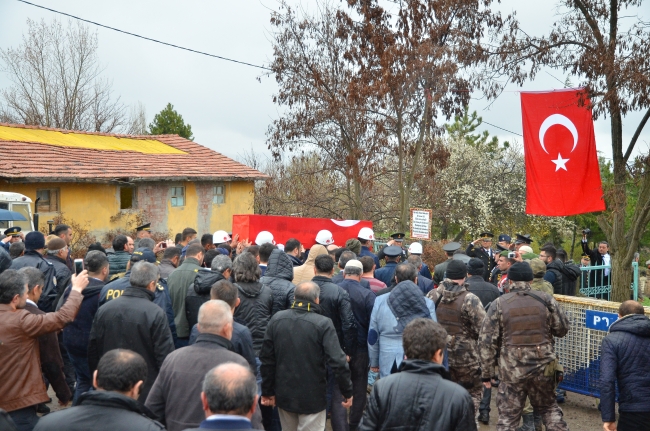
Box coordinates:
[551,153,569,171]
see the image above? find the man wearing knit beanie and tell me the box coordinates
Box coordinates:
[479,261,570,431]
[10,231,60,312]
[426,258,486,426]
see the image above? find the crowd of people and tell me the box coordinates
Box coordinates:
[0,224,648,431]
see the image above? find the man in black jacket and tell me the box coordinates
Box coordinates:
[44,237,72,307]
[34,349,164,431]
[260,281,353,431]
[539,246,564,294]
[360,318,476,431]
[10,232,58,312]
[260,249,296,316]
[186,254,230,329]
[88,261,175,403]
[581,233,610,296]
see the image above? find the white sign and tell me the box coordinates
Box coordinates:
[410,208,432,240]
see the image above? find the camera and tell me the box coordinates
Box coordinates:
[508,252,516,259]
[582,228,591,235]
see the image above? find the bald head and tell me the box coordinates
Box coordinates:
[295,281,320,303]
[202,362,258,418]
[198,300,233,339]
[619,300,645,317]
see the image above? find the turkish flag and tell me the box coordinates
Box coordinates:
[521,89,606,216]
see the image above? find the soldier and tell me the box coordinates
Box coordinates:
[493,250,516,292]
[479,262,570,431]
[514,234,533,251]
[433,242,460,286]
[0,227,23,253]
[466,232,497,281]
[497,234,512,251]
[374,246,403,286]
[426,259,486,425]
[133,223,152,249]
[377,233,408,261]
[529,258,554,295]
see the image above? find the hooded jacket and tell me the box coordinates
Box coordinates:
[545,259,564,295]
[233,281,273,355]
[360,360,477,431]
[259,249,296,316]
[108,251,131,277]
[185,269,225,329]
[558,261,581,296]
[292,245,328,285]
[600,313,650,422]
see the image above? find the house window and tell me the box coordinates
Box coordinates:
[120,187,136,210]
[171,186,185,207]
[36,189,59,212]
[213,183,225,204]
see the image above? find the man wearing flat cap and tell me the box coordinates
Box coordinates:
[427,260,486,425]
[433,242,460,287]
[479,262,570,431]
[466,232,496,281]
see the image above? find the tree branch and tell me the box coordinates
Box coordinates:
[623,107,650,163]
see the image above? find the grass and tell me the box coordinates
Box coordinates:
[642,297,650,307]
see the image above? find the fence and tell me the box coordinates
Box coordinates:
[555,295,650,397]
[578,262,639,301]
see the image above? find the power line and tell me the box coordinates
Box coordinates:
[482,121,523,136]
[15,0,272,71]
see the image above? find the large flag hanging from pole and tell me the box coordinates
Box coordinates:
[520,89,606,216]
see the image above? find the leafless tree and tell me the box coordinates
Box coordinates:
[0,19,126,132]
[126,102,148,135]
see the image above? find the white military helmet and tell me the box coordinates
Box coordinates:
[358,227,375,240]
[408,242,423,255]
[255,231,275,245]
[315,229,335,245]
[213,230,231,244]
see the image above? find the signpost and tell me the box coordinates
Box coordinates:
[409,208,432,240]
[585,310,618,332]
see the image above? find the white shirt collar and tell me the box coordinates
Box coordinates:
[26,299,37,307]
[206,414,251,422]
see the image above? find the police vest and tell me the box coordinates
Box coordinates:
[500,291,551,347]
[435,291,469,336]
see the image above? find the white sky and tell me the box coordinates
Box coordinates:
[0,0,647,162]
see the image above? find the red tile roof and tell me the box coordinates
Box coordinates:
[0,123,268,182]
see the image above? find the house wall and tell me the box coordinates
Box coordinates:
[0,180,255,241]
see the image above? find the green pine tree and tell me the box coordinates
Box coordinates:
[148,103,193,140]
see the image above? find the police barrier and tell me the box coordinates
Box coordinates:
[554,294,650,397]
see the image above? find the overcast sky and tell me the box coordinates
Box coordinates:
[0,0,647,163]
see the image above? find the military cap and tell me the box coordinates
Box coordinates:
[383,245,403,257]
[480,232,494,239]
[391,233,406,242]
[515,233,533,244]
[136,223,151,232]
[498,234,511,243]
[496,244,509,252]
[522,252,538,260]
[130,247,157,263]
[500,250,512,258]
[442,242,461,252]
[4,226,21,236]
[452,253,471,263]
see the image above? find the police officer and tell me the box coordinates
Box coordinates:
[374,245,403,286]
[377,233,408,261]
[466,232,497,281]
[426,260,486,425]
[134,223,152,249]
[479,261,570,431]
[433,242,460,286]
[0,227,23,252]
[99,247,178,344]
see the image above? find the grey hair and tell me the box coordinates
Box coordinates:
[295,281,320,302]
[130,261,160,288]
[344,266,362,276]
[202,362,257,415]
[46,247,65,256]
[198,300,233,335]
[138,238,156,250]
[407,255,423,269]
[211,255,232,274]
[232,252,261,282]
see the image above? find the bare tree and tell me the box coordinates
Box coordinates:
[126,102,147,135]
[0,19,126,132]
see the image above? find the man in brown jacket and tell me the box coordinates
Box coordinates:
[0,268,88,431]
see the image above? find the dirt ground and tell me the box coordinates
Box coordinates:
[44,387,604,430]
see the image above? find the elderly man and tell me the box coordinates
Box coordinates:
[0,269,88,430]
[34,349,164,431]
[361,319,477,431]
[260,281,352,431]
[53,224,74,271]
[44,237,72,301]
[369,263,438,378]
[600,301,650,431]
[88,261,175,403]
[146,300,257,431]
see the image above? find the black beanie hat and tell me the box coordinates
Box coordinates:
[446,259,467,279]
[508,262,533,282]
[467,258,485,276]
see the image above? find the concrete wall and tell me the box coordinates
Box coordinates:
[0,180,255,239]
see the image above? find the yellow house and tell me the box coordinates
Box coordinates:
[0,123,267,239]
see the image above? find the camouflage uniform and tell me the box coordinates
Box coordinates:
[529,258,553,295]
[479,281,570,431]
[428,280,486,418]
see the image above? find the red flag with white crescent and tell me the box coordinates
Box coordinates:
[520,89,606,216]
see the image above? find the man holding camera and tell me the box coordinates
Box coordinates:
[581,229,610,297]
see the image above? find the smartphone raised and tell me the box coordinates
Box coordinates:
[74,258,84,275]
